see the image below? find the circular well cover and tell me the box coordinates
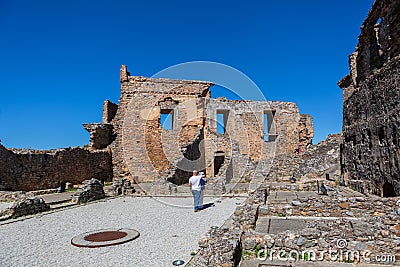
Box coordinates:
[71,228,139,248]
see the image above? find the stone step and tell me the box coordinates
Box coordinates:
[38,191,75,205]
[49,201,76,210]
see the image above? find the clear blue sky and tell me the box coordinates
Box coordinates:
[0,0,374,149]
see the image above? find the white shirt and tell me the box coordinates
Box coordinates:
[189,175,202,191]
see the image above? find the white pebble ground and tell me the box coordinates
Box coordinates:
[0,196,244,267]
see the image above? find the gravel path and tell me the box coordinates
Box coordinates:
[0,196,245,267]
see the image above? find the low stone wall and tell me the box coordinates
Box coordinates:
[0,145,112,191]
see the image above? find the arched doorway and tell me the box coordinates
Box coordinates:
[382,182,396,197]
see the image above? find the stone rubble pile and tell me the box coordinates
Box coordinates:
[107,178,135,196]
[71,178,105,204]
[188,227,242,267]
[269,183,322,192]
[268,133,342,181]
[204,179,227,195]
[0,197,50,218]
[0,191,33,201]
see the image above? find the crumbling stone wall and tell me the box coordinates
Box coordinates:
[102,99,118,123]
[204,98,313,179]
[83,123,113,149]
[267,133,342,181]
[298,114,314,151]
[0,144,19,190]
[0,145,112,191]
[108,65,212,183]
[339,0,400,196]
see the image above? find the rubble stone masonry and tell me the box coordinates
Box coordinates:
[339,0,400,196]
[110,67,212,183]
[0,145,112,191]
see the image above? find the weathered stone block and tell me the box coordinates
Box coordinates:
[71,178,105,204]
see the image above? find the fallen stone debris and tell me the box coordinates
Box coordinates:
[0,197,50,219]
[106,178,136,196]
[71,178,105,204]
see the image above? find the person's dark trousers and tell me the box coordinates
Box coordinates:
[192,190,201,211]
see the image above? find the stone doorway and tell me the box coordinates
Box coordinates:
[382,182,396,197]
[214,152,225,177]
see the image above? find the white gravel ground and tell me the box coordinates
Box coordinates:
[0,196,245,267]
[0,201,13,212]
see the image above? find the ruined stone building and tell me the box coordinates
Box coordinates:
[339,0,400,196]
[0,66,314,192]
[84,65,314,187]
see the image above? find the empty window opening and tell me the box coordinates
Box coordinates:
[382,182,396,197]
[376,17,382,25]
[160,109,174,130]
[216,110,229,134]
[264,111,276,142]
[214,151,225,176]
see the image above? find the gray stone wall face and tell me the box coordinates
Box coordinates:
[342,57,400,195]
[339,0,400,196]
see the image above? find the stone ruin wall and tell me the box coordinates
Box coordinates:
[338,0,400,196]
[108,65,213,184]
[0,145,112,191]
[102,65,314,185]
[204,99,313,181]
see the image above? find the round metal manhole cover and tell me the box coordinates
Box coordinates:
[71,228,139,248]
[84,231,128,242]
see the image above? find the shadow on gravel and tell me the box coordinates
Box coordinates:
[200,203,215,211]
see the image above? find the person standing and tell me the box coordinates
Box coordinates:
[198,172,206,209]
[189,170,205,212]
